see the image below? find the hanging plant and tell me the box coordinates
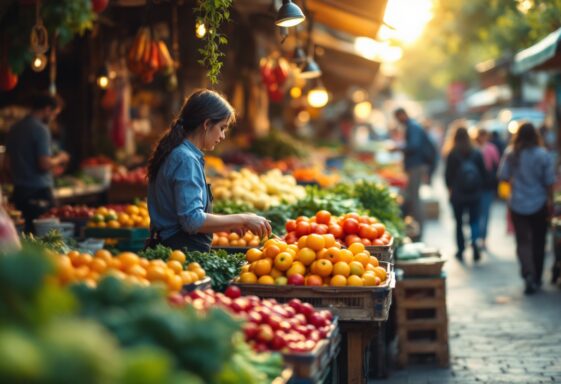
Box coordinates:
[194,0,232,85]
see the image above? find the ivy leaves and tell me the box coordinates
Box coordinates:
[194,0,232,85]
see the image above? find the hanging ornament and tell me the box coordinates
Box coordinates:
[91,0,109,13]
[30,0,49,72]
[48,35,57,95]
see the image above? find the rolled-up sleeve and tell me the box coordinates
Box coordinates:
[172,156,207,234]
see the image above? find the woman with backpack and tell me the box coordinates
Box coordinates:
[476,128,501,250]
[444,125,487,262]
[498,122,555,294]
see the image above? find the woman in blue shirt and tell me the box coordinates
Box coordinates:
[146,89,272,252]
[498,122,555,294]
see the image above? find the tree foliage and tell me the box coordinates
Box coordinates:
[396,0,561,100]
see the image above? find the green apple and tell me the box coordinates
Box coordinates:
[275,276,288,285]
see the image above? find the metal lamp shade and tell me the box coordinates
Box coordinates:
[275,0,306,28]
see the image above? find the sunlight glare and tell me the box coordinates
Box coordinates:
[383,0,433,45]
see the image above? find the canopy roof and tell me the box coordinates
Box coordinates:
[512,27,561,74]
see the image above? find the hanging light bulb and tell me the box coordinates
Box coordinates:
[290,86,302,98]
[307,82,328,108]
[354,101,372,120]
[31,53,47,72]
[96,65,110,89]
[275,0,305,28]
[195,20,207,39]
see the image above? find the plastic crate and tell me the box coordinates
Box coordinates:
[84,227,150,241]
[235,262,395,322]
[365,237,395,263]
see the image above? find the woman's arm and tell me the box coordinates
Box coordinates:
[197,213,272,238]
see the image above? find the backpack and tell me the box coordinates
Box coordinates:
[455,152,483,194]
[421,131,438,176]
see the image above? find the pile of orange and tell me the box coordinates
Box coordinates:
[237,234,388,287]
[53,249,205,292]
[212,231,261,248]
[87,202,150,229]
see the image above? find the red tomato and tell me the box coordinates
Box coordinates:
[372,239,385,246]
[342,218,359,235]
[358,224,377,240]
[296,216,309,222]
[373,223,386,237]
[310,222,319,233]
[328,224,343,239]
[296,221,311,237]
[285,232,298,244]
[345,235,362,247]
[315,224,328,235]
[285,220,297,233]
[315,210,331,225]
[361,238,372,246]
[358,216,370,224]
[344,213,360,221]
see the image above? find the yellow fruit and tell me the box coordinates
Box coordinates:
[169,250,186,263]
[118,252,140,268]
[349,261,365,276]
[348,242,365,255]
[167,274,184,292]
[193,268,206,279]
[348,275,364,286]
[94,249,113,262]
[146,265,167,281]
[188,262,202,271]
[90,258,107,273]
[374,266,387,282]
[253,259,272,276]
[330,275,347,286]
[306,234,325,251]
[180,271,193,284]
[286,261,306,277]
[167,260,184,274]
[127,265,147,278]
[297,248,316,266]
[362,272,380,286]
[126,205,140,216]
[270,268,283,279]
[246,248,264,263]
[258,275,275,285]
[240,272,258,284]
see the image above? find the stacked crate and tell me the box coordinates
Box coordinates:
[395,274,449,367]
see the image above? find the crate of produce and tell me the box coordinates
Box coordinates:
[181,276,212,293]
[365,237,395,263]
[395,243,445,277]
[282,318,341,383]
[84,227,150,252]
[234,263,395,322]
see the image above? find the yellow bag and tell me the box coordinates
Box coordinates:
[498,181,511,200]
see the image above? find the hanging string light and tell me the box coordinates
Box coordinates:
[30,0,49,72]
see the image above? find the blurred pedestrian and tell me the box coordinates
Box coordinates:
[475,128,500,250]
[444,125,486,262]
[393,108,435,239]
[3,92,70,233]
[490,130,506,157]
[498,122,555,294]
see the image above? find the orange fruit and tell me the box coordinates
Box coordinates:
[297,248,316,266]
[240,271,258,284]
[348,275,364,286]
[373,266,387,282]
[106,269,126,280]
[349,261,365,276]
[254,259,273,276]
[74,265,90,280]
[247,248,264,262]
[323,234,336,248]
[286,261,306,277]
[305,274,323,286]
[228,232,240,241]
[337,249,354,264]
[354,252,370,266]
[348,242,365,255]
[330,275,347,287]
[167,274,184,292]
[333,261,350,277]
[127,265,147,278]
[274,252,294,271]
[187,271,199,282]
[310,261,319,275]
[217,236,229,246]
[107,258,122,270]
[237,239,247,247]
[297,236,308,249]
[263,239,277,249]
[306,234,325,251]
[316,249,329,260]
[94,249,113,262]
[369,256,379,267]
[180,271,194,284]
[324,247,341,263]
[262,245,280,259]
[241,264,251,273]
[146,265,167,281]
[316,259,333,277]
[188,262,201,271]
[258,275,275,285]
[193,268,206,279]
[107,220,120,229]
[90,258,107,273]
[139,257,150,268]
[167,260,184,274]
[362,272,380,286]
[270,268,283,279]
[118,252,140,268]
[169,250,186,264]
[248,239,260,247]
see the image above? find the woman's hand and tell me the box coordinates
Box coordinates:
[240,213,272,239]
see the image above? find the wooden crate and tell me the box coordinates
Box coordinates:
[395,256,446,277]
[235,262,395,322]
[395,276,449,367]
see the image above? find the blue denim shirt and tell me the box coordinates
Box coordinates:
[498,147,555,215]
[403,119,425,170]
[148,140,208,240]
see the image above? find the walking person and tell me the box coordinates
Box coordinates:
[393,108,436,239]
[146,89,271,252]
[498,122,555,294]
[475,128,500,250]
[444,126,486,262]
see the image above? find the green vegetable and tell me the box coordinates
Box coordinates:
[184,250,245,292]
[138,245,172,261]
[213,200,254,215]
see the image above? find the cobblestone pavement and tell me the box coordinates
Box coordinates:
[373,174,561,384]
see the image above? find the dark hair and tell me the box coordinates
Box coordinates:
[452,126,473,156]
[147,89,235,182]
[29,92,62,111]
[394,107,406,116]
[512,121,542,153]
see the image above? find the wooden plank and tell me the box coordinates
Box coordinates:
[347,330,365,384]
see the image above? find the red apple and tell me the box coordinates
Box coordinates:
[224,285,241,299]
[287,274,305,286]
[244,322,259,339]
[257,324,274,343]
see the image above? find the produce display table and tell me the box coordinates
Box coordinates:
[83,227,150,251]
[108,182,147,203]
[54,184,107,205]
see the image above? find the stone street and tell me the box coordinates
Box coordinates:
[374,173,561,384]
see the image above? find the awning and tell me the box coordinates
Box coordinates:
[465,85,512,109]
[512,27,561,74]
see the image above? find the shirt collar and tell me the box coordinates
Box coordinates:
[182,139,205,161]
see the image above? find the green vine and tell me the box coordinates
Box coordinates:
[194,0,232,85]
